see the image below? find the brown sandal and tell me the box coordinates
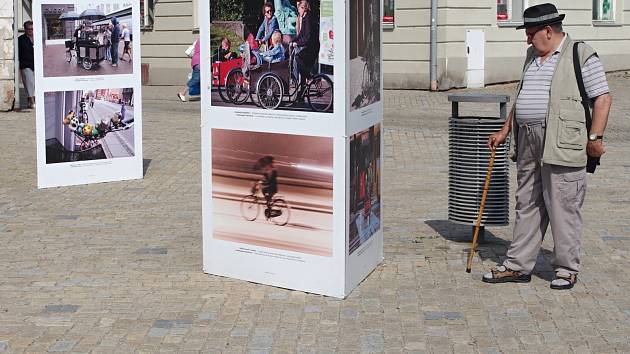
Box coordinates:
[482,265,531,283]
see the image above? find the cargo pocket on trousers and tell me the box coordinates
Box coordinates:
[559,169,586,205]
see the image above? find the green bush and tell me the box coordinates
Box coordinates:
[210,0,242,21]
[210,26,243,57]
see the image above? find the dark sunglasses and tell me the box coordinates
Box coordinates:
[265,9,273,14]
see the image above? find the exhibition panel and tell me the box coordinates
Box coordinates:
[201,0,383,297]
[33,0,143,188]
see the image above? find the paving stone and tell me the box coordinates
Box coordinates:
[48,340,76,352]
[135,247,168,255]
[45,305,79,313]
[147,328,168,338]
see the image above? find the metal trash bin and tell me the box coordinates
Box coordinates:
[447,93,510,240]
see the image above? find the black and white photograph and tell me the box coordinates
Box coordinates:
[349,0,381,111]
[44,88,135,164]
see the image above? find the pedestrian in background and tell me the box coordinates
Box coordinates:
[18,20,35,109]
[121,23,132,62]
[177,39,200,102]
[104,25,112,62]
[110,17,121,67]
[483,3,612,290]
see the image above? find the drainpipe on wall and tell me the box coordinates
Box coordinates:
[429,0,438,91]
[13,0,21,110]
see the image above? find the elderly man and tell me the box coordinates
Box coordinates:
[482,3,612,290]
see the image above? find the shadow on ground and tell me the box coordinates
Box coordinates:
[425,219,556,280]
[425,219,510,265]
[143,159,152,176]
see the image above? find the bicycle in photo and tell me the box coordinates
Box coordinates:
[240,181,291,226]
[224,46,333,112]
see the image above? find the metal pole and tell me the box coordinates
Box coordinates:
[430,0,438,91]
[13,0,21,110]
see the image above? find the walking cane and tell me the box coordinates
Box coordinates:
[466,148,496,273]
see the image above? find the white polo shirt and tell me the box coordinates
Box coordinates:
[515,34,610,125]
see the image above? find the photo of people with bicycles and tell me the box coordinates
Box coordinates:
[44,88,135,164]
[40,1,134,77]
[211,129,333,257]
[349,124,381,254]
[210,0,334,113]
[349,0,381,111]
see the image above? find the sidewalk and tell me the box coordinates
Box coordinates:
[1,71,629,353]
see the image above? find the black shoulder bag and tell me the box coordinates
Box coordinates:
[572,41,600,173]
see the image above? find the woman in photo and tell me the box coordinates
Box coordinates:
[256,2,280,50]
[121,24,132,62]
[291,0,319,97]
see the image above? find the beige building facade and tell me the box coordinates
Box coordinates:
[385,0,630,89]
[3,0,630,110]
[140,0,630,89]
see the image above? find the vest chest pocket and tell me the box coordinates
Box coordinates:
[556,100,586,150]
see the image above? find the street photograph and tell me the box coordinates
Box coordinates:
[349,123,381,254]
[349,0,381,111]
[211,128,333,257]
[210,0,334,113]
[44,88,135,163]
[41,1,134,77]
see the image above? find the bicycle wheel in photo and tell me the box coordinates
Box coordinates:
[307,74,333,113]
[216,80,230,103]
[224,68,250,105]
[240,195,260,221]
[257,74,283,110]
[270,198,290,226]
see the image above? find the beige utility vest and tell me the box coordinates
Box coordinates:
[513,34,596,167]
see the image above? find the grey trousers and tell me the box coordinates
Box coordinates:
[503,121,587,275]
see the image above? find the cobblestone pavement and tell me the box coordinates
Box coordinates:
[43,42,133,78]
[1,71,630,353]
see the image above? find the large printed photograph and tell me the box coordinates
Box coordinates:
[349,0,381,111]
[212,129,333,257]
[41,1,134,77]
[210,0,334,113]
[44,88,135,164]
[349,124,381,254]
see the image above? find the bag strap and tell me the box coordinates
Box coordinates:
[572,41,592,130]
[573,41,600,173]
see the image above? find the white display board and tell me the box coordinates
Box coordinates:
[201,0,383,298]
[34,0,143,188]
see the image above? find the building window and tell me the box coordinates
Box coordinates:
[140,0,155,29]
[593,0,614,21]
[44,14,64,39]
[497,0,525,24]
[383,0,394,29]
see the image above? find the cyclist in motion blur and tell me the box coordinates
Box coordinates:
[256,155,279,218]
